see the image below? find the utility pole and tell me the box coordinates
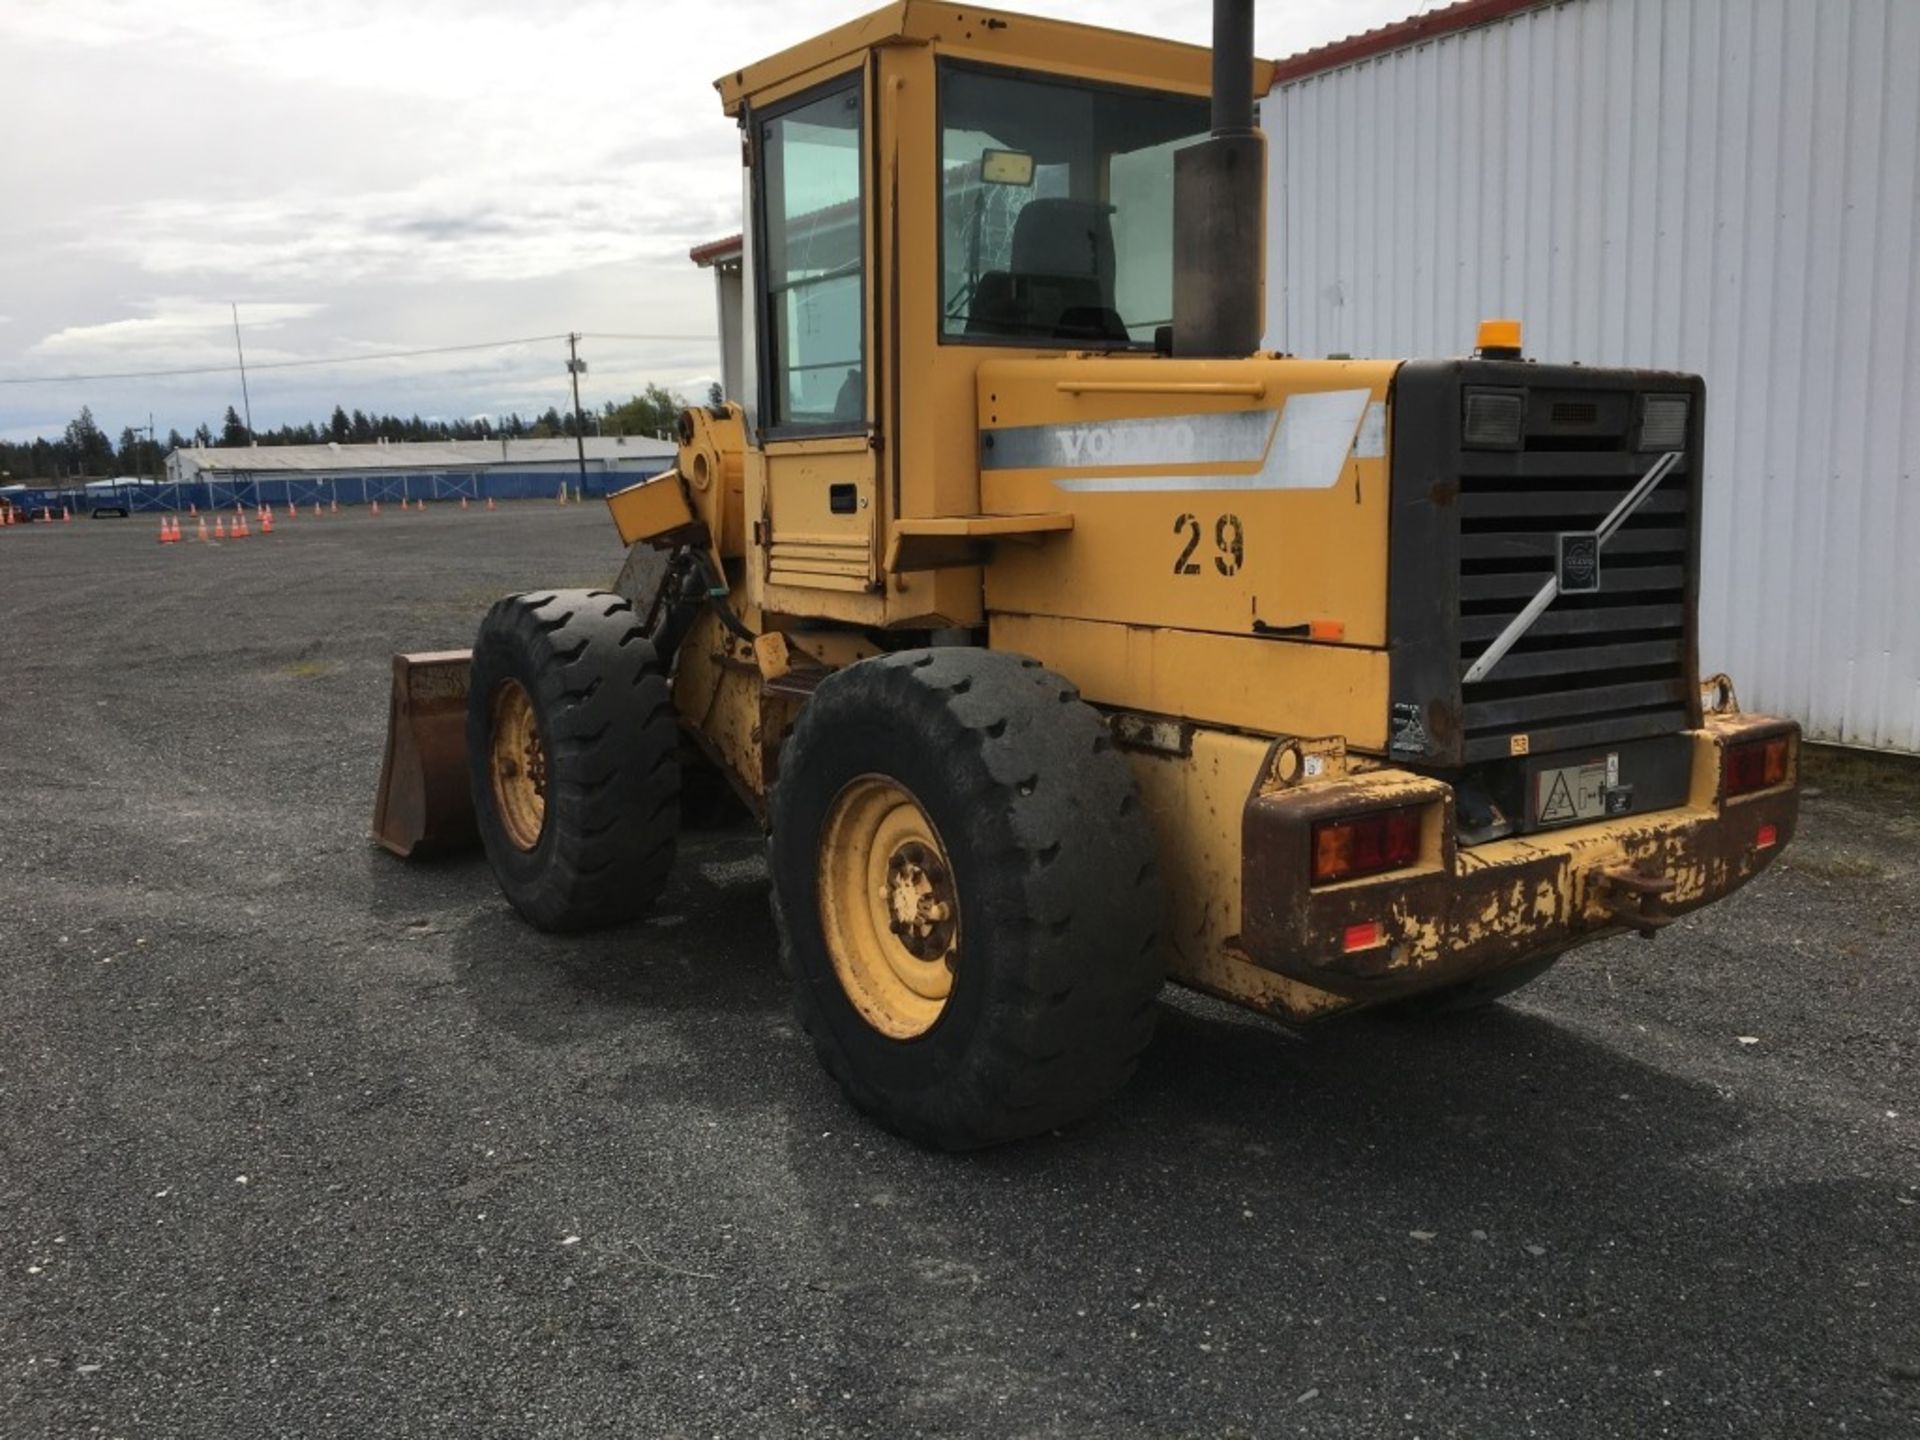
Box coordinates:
[231,303,254,442]
[128,415,156,481]
[566,333,589,495]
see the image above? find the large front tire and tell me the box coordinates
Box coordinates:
[769,649,1165,1149]
[467,589,679,932]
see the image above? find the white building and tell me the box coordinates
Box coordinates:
[1264,0,1920,753]
[164,436,676,505]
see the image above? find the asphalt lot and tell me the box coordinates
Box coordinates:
[2,504,1916,1439]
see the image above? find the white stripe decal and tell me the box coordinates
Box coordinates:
[1052,388,1373,494]
[1355,400,1388,458]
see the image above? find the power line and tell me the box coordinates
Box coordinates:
[0,331,714,387]
[580,332,719,343]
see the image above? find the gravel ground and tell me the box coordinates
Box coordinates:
[2,505,1916,1439]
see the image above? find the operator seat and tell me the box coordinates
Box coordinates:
[966,198,1128,342]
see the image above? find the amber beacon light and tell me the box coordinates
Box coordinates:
[1474,318,1524,359]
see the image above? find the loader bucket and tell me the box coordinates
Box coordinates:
[372,650,479,858]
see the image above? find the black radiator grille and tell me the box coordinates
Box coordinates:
[1455,449,1693,762]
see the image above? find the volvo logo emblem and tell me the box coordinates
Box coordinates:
[1557,532,1601,593]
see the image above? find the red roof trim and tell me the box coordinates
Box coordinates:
[1271,0,1555,86]
[689,233,742,265]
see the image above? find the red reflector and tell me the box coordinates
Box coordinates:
[1755,822,1778,850]
[1342,921,1386,953]
[1311,806,1423,885]
[1725,735,1792,797]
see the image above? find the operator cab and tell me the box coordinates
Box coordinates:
[720,4,1253,621]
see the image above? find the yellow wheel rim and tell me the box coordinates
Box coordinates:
[817,776,959,1039]
[489,678,548,851]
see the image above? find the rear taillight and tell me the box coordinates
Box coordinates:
[1342,920,1387,952]
[1724,735,1792,797]
[1311,806,1422,885]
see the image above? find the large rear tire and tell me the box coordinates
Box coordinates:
[466,589,679,932]
[769,649,1165,1149]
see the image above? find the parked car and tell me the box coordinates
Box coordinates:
[83,477,159,517]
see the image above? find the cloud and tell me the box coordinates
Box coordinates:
[29,299,328,369]
[82,180,737,288]
[0,0,1419,440]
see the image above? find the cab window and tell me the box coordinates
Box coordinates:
[756,75,866,432]
[938,63,1209,347]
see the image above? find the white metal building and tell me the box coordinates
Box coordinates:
[162,436,676,506]
[167,436,675,485]
[1264,0,1920,752]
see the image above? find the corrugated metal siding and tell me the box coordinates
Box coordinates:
[1267,0,1920,752]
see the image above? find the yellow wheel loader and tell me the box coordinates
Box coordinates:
[376,1,1800,1149]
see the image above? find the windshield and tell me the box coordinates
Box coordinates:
[938,63,1210,347]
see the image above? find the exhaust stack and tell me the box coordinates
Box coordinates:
[1171,0,1265,358]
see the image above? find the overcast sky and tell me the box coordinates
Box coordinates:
[0,0,1420,448]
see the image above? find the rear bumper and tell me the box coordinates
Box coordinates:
[1240,714,1799,1001]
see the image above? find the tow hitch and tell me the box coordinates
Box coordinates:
[1593,865,1677,938]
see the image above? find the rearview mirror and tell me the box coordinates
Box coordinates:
[980,148,1035,186]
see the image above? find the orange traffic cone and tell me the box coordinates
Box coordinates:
[460,495,468,510]
[234,513,248,539]
[197,516,209,542]
[262,509,274,535]
[189,502,198,517]
[330,498,338,513]
[485,496,496,511]
[158,518,171,544]
[62,506,71,522]
[371,499,381,516]
[215,515,228,539]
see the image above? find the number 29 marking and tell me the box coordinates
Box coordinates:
[1172,512,1244,576]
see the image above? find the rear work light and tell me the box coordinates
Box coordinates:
[1640,393,1690,451]
[1724,734,1792,797]
[1463,387,1525,449]
[1311,806,1423,886]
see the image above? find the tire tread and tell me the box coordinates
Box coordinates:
[771,647,1164,1149]
[467,589,679,933]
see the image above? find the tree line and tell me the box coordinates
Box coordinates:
[0,383,714,484]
